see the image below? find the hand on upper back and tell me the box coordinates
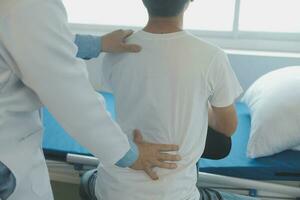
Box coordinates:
[130,130,181,180]
[208,104,238,137]
[102,29,142,53]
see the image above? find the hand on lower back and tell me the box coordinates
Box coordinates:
[130,129,181,180]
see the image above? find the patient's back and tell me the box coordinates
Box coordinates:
[96,30,241,200]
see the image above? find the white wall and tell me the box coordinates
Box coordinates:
[229,53,300,91]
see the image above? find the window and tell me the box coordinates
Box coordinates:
[239,0,300,33]
[62,0,148,26]
[63,0,236,31]
[63,0,300,52]
[185,0,235,31]
[63,0,300,33]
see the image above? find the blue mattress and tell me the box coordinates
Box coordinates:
[42,93,300,180]
[42,92,115,157]
[199,103,300,181]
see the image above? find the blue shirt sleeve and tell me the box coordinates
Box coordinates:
[75,34,102,60]
[115,140,139,168]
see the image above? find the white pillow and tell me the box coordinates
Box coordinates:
[241,66,300,158]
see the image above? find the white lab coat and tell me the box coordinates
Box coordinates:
[0,0,130,199]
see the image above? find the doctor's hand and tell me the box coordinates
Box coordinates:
[102,29,142,53]
[130,130,181,180]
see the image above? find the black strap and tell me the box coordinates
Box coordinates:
[201,127,232,160]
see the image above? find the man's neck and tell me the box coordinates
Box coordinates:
[143,15,184,34]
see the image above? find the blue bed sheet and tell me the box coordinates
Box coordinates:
[42,93,300,180]
[42,92,115,157]
[199,103,300,181]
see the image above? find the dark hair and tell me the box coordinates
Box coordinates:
[142,0,189,17]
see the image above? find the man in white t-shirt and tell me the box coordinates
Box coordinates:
[81,0,261,200]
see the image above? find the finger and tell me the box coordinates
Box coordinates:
[121,44,142,53]
[157,144,180,152]
[158,153,181,162]
[144,166,159,180]
[133,129,143,143]
[154,160,177,169]
[122,29,135,39]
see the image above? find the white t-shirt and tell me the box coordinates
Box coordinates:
[95,30,243,200]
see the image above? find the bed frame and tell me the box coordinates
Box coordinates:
[47,153,300,200]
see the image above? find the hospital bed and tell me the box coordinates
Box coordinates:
[43,92,300,199]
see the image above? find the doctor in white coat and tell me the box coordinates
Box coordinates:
[0,0,181,199]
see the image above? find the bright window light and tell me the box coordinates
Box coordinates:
[184,0,236,31]
[62,0,148,26]
[239,0,300,33]
[62,0,235,31]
